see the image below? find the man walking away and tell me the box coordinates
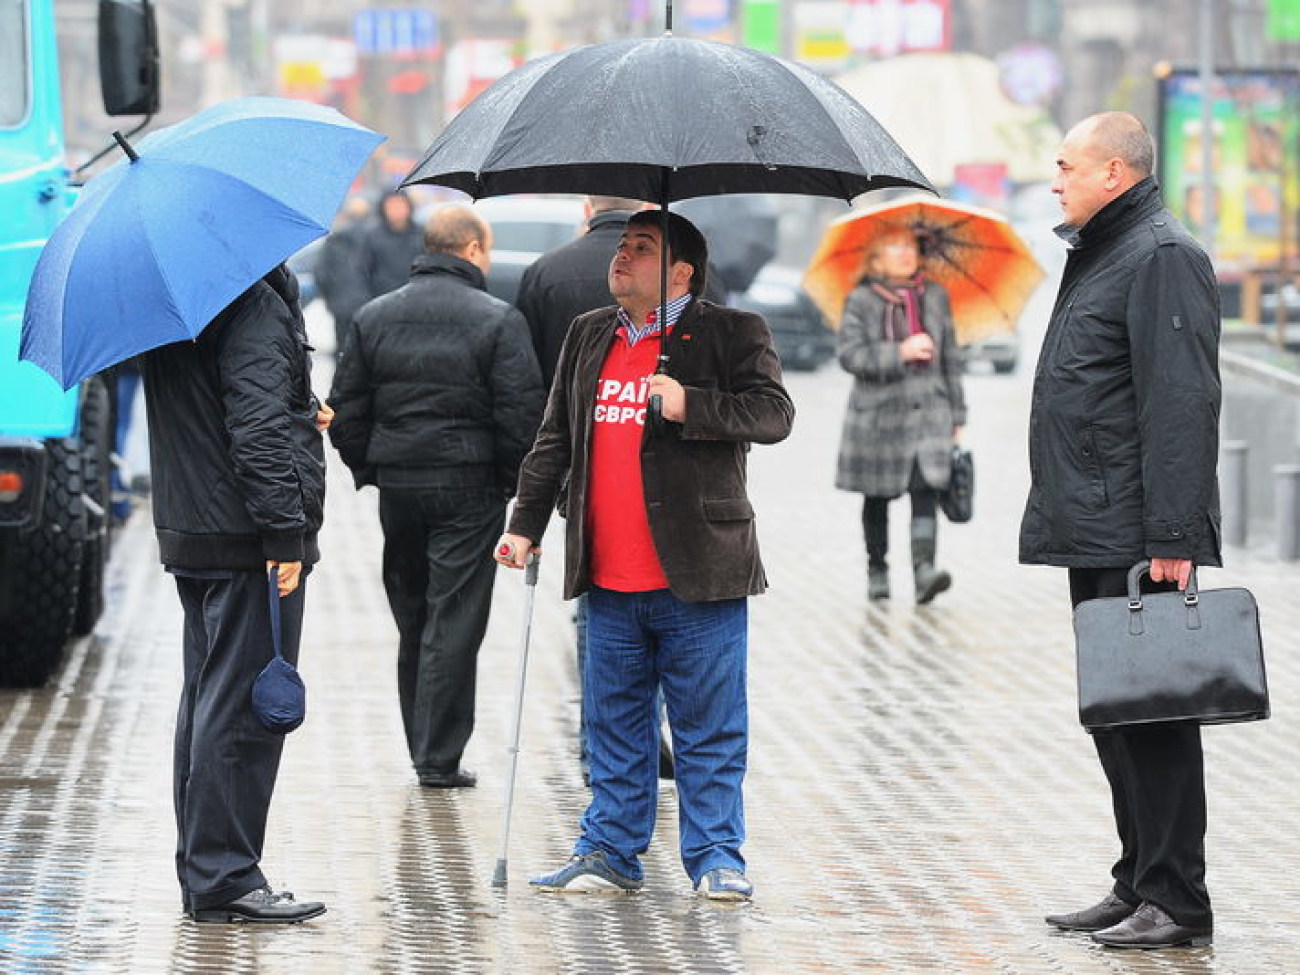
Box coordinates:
[1021,112,1221,950]
[330,204,545,788]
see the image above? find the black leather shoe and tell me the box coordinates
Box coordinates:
[1092,901,1212,949]
[419,767,478,788]
[192,885,326,924]
[1045,892,1136,931]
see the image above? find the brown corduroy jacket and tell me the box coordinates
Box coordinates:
[507,299,795,602]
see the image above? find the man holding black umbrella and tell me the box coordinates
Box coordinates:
[495,210,794,900]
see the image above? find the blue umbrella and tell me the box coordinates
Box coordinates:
[21,96,384,389]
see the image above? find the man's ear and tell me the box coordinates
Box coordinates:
[672,261,694,289]
[1105,156,1126,190]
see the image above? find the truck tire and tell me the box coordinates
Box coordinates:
[0,439,87,687]
[73,376,112,636]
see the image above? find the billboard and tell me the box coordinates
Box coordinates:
[1158,69,1300,272]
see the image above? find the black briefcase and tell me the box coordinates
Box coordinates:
[1073,561,1269,732]
[940,446,973,524]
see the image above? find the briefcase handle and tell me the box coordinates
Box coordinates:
[1126,560,1201,635]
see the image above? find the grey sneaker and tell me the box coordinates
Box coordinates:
[695,868,753,901]
[530,852,642,893]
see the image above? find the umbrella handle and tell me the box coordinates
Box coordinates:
[647,394,664,433]
[647,351,669,433]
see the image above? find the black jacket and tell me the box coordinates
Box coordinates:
[329,253,545,494]
[1019,178,1222,568]
[516,210,636,388]
[360,209,424,300]
[315,220,372,331]
[143,265,326,569]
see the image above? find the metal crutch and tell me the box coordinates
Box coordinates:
[492,551,540,888]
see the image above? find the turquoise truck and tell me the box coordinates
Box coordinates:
[0,0,158,685]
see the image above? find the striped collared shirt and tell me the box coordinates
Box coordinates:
[615,293,692,347]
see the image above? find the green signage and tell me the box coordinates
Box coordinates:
[741,0,780,54]
[1268,0,1300,41]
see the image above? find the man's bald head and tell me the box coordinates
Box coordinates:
[424,204,490,255]
[1070,112,1155,179]
[1053,112,1156,229]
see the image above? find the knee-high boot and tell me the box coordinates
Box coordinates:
[911,516,952,605]
[864,500,890,600]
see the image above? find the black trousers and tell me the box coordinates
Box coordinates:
[173,570,305,911]
[861,462,937,564]
[379,484,505,776]
[1068,567,1212,928]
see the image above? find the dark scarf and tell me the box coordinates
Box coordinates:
[866,275,926,342]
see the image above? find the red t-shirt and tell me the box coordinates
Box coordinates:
[586,328,670,592]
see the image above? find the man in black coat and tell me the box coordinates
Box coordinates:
[315,193,373,360]
[143,264,328,924]
[329,204,545,788]
[517,196,647,388]
[1020,112,1221,949]
[359,189,424,301]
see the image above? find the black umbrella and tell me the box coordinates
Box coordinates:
[401,7,932,424]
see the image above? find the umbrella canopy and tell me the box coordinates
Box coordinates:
[802,195,1046,344]
[21,96,384,389]
[401,35,932,203]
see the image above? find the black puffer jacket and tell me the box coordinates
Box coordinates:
[144,265,326,569]
[329,253,545,494]
[1019,178,1222,568]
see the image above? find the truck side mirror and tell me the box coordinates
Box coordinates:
[98,0,160,117]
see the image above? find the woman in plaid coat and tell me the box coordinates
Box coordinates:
[834,229,967,603]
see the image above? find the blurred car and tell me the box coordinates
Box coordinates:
[286,237,325,306]
[469,196,587,303]
[731,264,835,372]
[962,333,1019,374]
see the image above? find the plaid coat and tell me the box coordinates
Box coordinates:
[834,280,967,498]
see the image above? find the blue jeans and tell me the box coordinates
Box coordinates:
[575,587,748,883]
[577,593,669,779]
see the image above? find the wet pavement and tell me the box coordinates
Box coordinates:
[4,301,1300,974]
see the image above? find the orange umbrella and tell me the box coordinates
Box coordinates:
[803,195,1046,344]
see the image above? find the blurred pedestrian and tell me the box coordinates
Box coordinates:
[329,204,545,789]
[1022,112,1221,949]
[495,210,794,901]
[110,355,143,523]
[314,193,373,360]
[834,226,966,603]
[515,194,675,786]
[360,188,423,301]
[143,263,328,924]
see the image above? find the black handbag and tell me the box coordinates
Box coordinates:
[251,567,306,735]
[939,445,973,523]
[1073,560,1269,732]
